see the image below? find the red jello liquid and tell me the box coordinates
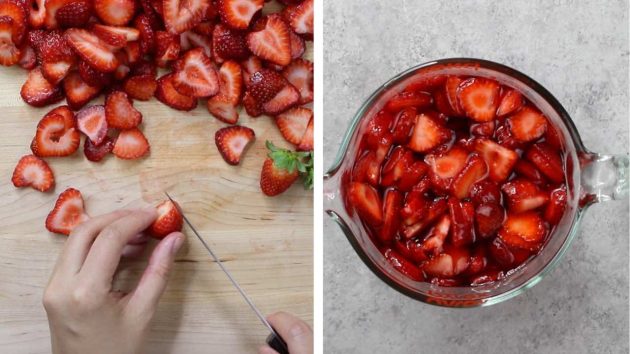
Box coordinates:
[345,74,568,286]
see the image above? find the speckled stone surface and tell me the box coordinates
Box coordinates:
[323,1,629,353]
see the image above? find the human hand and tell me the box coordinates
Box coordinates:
[43,209,185,354]
[259,312,313,354]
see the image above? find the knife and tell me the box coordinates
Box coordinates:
[165,192,289,354]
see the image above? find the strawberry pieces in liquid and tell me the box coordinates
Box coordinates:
[346,74,568,286]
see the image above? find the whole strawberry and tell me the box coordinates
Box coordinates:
[260,141,312,197]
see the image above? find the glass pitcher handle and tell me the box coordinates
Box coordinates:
[580,152,629,205]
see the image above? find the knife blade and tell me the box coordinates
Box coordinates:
[165,192,289,354]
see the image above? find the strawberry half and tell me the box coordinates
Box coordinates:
[148,200,183,239]
[379,188,403,244]
[474,203,504,239]
[284,0,312,35]
[444,76,464,115]
[92,24,139,47]
[212,22,250,61]
[502,178,549,213]
[155,31,181,66]
[263,83,299,115]
[112,128,150,159]
[54,0,92,28]
[496,88,523,117]
[451,154,488,199]
[390,107,416,145]
[242,91,262,117]
[163,0,208,34]
[246,68,285,103]
[525,143,564,183]
[179,30,212,57]
[94,0,135,26]
[498,212,547,251]
[448,197,475,247]
[0,0,27,44]
[282,58,313,104]
[65,28,119,72]
[289,31,304,59]
[458,78,500,122]
[172,47,219,97]
[155,73,198,111]
[275,106,312,146]
[424,145,468,192]
[470,179,502,205]
[31,109,80,157]
[78,60,112,87]
[513,160,545,184]
[76,105,107,145]
[123,74,158,101]
[105,91,142,129]
[0,16,20,66]
[384,248,423,281]
[217,0,263,30]
[20,66,64,106]
[400,197,447,239]
[46,188,90,235]
[507,106,547,143]
[407,113,452,153]
[11,154,55,192]
[18,42,36,69]
[544,186,567,225]
[63,71,101,110]
[346,182,383,225]
[246,14,291,66]
[215,125,255,165]
[208,96,239,124]
[84,136,114,162]
[384,91,432,113]
[421,214,451,256]
[422,245,470,278]
[240,55,262,82]
[297,117,313,151]
[39,30,75,84]
[214,59,243,104]
[472,138,518,182]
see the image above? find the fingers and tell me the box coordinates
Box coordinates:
[258,346,279,354]
[56,210,132,275]
[80,209,158,288]
[127,232,185,318]
[267,312,313,354]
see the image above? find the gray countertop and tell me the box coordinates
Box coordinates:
[323,1,629,353]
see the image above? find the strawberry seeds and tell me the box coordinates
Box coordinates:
[346,74,568,287]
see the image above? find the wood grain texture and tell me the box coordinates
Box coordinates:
[0,10,314,352]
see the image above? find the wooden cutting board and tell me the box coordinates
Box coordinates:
[0,29,313,353]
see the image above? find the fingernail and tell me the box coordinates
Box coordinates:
[170,234,184,255]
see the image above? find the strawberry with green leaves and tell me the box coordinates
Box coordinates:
[260,141,313,196]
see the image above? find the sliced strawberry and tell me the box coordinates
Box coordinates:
[507,106,547,143]
[11,154,54,192]
[451,154,487,199]
[514,159,545,184]
[76,105,107,145]
[94,0,135,26]
[217,0,263,29]
[262,83,299,115]
[207,97,239,124]
[472,138,518,182]
[155,73,198,111]
[289,30,304,59]
[29,0,46,28]
[194,20,214,35]
[154,31,181,65]
[544,186,567,225]
[498,212,547,251]
[65,28,119,72]
[134,13,155,54]
[17,42,35,68]
[63,71,101,110]
[502,178,549,213]
[113,51,130,80]
[84,135,114,161]
[380,146,408,187]
[0,17,20,66]
[172,47,219,97]
[246,68,285,103]
[470,268,503,286]
[215,59,243,104]
[544,123,563,150]
[424,145,468,192]
[525,143,564,183]
[465,245,488,276]
[123,74,157,101]
[448,197,475,247]
[54,0,92,28]
[422,245,470,278]
[489,237,515,267]
[44,0,80,29]
[214,125,255,165]
[458,78,500,122]
[78,60,112,87]
[179,30,212,57]
[46,188,89,235]
[389,106,415,144]
[384,91,432,113]
[112,128,150,159]
[470,179,501,205]
[394,237,428,263]
[496,88,523,117]
[31,109,80,157]
[242,91,263,117]
[37,30,74,83]
[421,214,451,256]
[444,76,464,115]
[92,24,139,47]
[407,113,451,153]
[470,120,495,137]
[384,248,423,281]
[399,189,428,225]
[433,88,457,116]
[212,23,249,61]
[104,91,142,129]
[400,198,447,239]
[379,189,403,244]
[352,150,380,186]
[297,117,313,151]
[0,0,27,44]
[282,58,312,104]
[284,0,312,35]
[246,14,291,66]
[474,202,504,239]
[163,0,208,34]
[241,55,262,82]
[148,200,183,239]
[346,181,383,226]
[275,106,312,145]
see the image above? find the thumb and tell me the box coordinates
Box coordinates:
[267,312,313,354]
[127,232,185,319]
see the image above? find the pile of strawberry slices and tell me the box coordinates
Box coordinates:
[7,0,314,236]
[347,74,568,286]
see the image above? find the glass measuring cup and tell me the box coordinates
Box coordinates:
[323,58,629,308]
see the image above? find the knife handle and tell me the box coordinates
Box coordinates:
[266,332,289,354]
